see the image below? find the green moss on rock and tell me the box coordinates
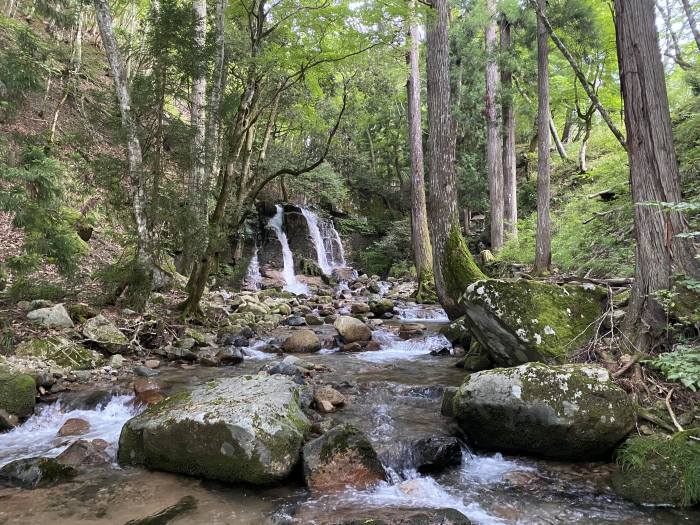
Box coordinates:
[462,279,606,365]
[613,430,700,507]
[443,225,487,305]
[0,368,36,417]
[14,336,103,370]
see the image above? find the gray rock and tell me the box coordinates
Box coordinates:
[333,316,372,343]
[133,365,159,377]
[26,303,74,328]
[0,368,36,418]
[118,375,311,484]
[409,437,462,473]
[110,354,125,369]
[451,363,635,460]
[216,347,244,365]
[283,330,321,353]
[286,315,307,327]
[0,457,76,489]
[82,315,128,353]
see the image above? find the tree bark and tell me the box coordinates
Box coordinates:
[206,0,227,186]
[614,0,700,352]
[500,16,517,240]
[529,0,627,150]
[183,0,208,274]
[534,0,551,274]
[485,0,504,252]
[549,112,568,160]
[680,0,700,52]
[426,0,486,319]
[93,0,154,271]
[406,0,434,298]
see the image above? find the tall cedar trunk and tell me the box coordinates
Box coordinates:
[529,0,626,150]
[680,0,700,52]
[183,0,208,276]
[500,17,517,240]
[534,0,551,274]
[485,0,503,252]
[93,0,153,270]
[406,0,434,294]
[614,0,700,351]
[426,0,486,320]
[206,0,227,186]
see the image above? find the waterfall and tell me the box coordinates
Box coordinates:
[301,208,333,275]
[300,207,348,274]
[267,205,308,295]
[245,245,262,290]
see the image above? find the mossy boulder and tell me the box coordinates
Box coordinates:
[14,336,103,370]
[612,431,700,507]
[439,316,471,348]
[118,375,311,484]
[82,315,128,354]
[450,363,634,460]
[462,279,606,365]
[302,423,386,492]
[0,457,76,489]
[369,298,395,317]
[0,368,36,418]
[283,329,321,353]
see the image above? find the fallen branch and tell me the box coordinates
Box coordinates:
[665,388,684,433]
[636,407,676,433]
[613,353,641,378]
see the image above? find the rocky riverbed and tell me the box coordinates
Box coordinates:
[1,277,699,524]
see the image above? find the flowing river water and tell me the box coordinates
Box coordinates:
[1,307,698,524]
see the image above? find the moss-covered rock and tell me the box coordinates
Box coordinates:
[14,336,104,370]
[82,314,128,354]
[369,298,395,317]
[439,316,471,348]
[0,457,76,489]
[302,423,386,492]
[462,279,606,365]
[118,375,311,484]
[0,368,36,418]
[450,363,634,460]
[612,431,700,507]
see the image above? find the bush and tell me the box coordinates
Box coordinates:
[7,278,68,302]
[649,345,700,392]
[359,218,412,277]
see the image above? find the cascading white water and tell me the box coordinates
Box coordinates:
[245,245,262,290]
[301,208,333,275]
[267,205,308,295]
[300,207,348,274]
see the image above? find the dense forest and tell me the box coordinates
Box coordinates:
[0,0,699,523]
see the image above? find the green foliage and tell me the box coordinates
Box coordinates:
[0,147,88,276]
[7,278,68,302]
[358,218,412,277]
[94,258,152,312]
[649,345,700,392]
[617,431,700,507]
[286,163,350,210]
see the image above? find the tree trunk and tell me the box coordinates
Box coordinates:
[206,0,227,186]
[406,0,434,299]
[529,0,627,150]
[182,0,208,275]
[680,0,700,52]
[500,16,517,240]
[485,0,504,252]
[549,112,568,160]
[561,108,573,143]
[614,0,700,351]
[534,0,551,274]
[426,0,486,319]
[578,112,592,173]
[93,0,154,272]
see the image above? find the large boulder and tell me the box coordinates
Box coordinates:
[0,367,36,418]
[462,279,606,365]
[302,423,386,492]
[26,303,74,328]
[14,337,103,370]
[450,363,634,460]
[334,316,372,343]
[82,315,128,353]
[118,375,311,484]
[283,329,321,353]
[0,457,76,489]
[369,298,395,317]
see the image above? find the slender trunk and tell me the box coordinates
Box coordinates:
[367,128,377,178]
[93,0,153,271]
[579,115,592,173]
[549,112,568,160]
[561,108,573,143]
[406,0,434,294]
[4,0,15,17]
[426,0,486,319]
[485,0,503,252]
[680,0,700,52]
[534,0,551,274]
[614,0,700,351]
[183,0,208,274]
[529,0,627,150]
[501,16,517,240]
[206,0,227,190]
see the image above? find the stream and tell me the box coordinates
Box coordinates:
[0,310,698,524]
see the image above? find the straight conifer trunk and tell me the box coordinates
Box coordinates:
[426,0,485,319]
[614,0,700,351]
[406,0,434,297]
[485,0,503,252]
[500,16,517,240]
[534,0,551,273]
